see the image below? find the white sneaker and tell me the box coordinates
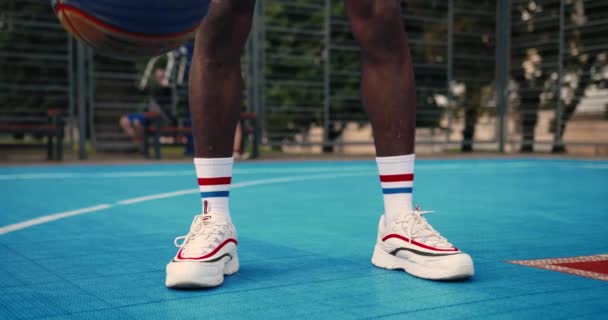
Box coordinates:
[165,213,239,288]
[371,205,474,280]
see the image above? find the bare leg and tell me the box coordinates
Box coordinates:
[132,120,144,141]
[233,122,243,157]
[344,0,416,156]
[189,0,255,157]
[166,1,255,290]
[119,115,135,138]
[346,2,474,280]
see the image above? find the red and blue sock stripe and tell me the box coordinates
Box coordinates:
[380,173,414,194]
[198,177,231,198]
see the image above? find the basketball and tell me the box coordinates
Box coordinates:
[52,0,211,57]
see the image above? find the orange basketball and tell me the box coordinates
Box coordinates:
[52,0,211,58]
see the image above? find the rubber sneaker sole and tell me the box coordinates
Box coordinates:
[166,252,239,288]
[371,245,474,280]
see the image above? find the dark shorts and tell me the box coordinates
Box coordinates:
[127,113,145,125]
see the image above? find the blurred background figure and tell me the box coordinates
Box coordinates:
[233,122,246,159]
[119,68,177,145]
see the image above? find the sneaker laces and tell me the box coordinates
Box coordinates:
[395,205,454,249]
[174,215,228,256]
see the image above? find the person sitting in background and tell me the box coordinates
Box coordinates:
[119,68,177,144]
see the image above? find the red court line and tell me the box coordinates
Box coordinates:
[507,254,608,281]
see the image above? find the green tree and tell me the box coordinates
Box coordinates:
[513,0,608,153]
[261,0,450,151]
[452,0,495,152]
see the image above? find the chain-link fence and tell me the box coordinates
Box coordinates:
[0,0,71,148]
[507,0,608,156]
[1,0,607,158]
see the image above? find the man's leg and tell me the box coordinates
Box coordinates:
[233,122,243,158]
[119,115,135,138]
[345,0,415,157]
[345,0,474,280]
[190,0,254,158]
[346,0,416,222]
[120,114,144,143]
[166,0,254,289]
[131,119,144,141]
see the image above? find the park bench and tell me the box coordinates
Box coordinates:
[0,109,65,160]
[142,111,257,159]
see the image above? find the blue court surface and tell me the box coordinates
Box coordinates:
[1,159,607,319]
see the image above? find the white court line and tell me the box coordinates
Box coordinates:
[3,160,597,235]
[116,189,198,205]
[0,166,375,181]
[0,172,373,235]
[118,172,372,205]
[0,162,545,181]
[0,205,112,235]
[578,164,608,169]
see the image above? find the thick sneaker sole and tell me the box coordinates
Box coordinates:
[165,252,239,288]
[371,245,474,280]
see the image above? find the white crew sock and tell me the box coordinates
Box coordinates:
[194,157,234,222]
[376,154,415,222]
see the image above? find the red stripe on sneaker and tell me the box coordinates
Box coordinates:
[382,234,459,252]
[177,238,238,260]
[379,174,414,182]
[198,177,232,186]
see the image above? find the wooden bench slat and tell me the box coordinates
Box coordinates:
[143,113,257,159]
[0,109,65,161]
[0,124,59,132]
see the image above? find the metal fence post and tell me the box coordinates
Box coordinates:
[446,0,454,144]
[76,42,87,159]
[87,47,96,150]
[553,0,566,152]
[250,0,264,157]
[67,35,75,151]
[495,0,511,153]
[259,0,266,146]
[323,0,332,150]
[245,33,257,158]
